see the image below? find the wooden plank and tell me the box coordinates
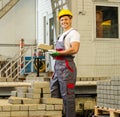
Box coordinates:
[94,106,120,117]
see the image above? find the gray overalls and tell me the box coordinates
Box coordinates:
[50,31,77,117]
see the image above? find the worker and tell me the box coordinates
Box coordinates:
[50,9,80,117]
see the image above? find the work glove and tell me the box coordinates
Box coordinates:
[50,51,60,57]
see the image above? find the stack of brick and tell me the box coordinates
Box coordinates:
[6,81,63,117]
[97,76,120,110]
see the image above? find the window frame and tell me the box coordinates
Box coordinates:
[93,3,120,40]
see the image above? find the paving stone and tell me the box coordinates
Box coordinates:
[22,98,40,104]
[28,104,38,110]
[42,87,50,93]
[26,93,40,99]
[11,105,20,111]
[8,97,22,104]
[11,91,17,97]
[20,105,29,111]
[32,81,50,89]
[2,105,11,111]
[46,104,54,110]
[11,111,28,117]
[41,98,63,105]
[17,92,26,98]
[37,104,46,110]
[54,104,63,110]
[29,110,45,116]
[16,87,28,93]
[28,87,41,93]
[0,112,10,117]
[45,111,62,116]
[43,94,51,98]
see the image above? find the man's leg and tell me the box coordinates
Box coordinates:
[50,73,61,98]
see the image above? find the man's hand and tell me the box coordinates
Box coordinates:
[50,51,60,57]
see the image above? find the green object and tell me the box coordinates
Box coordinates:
[50,52,60,57]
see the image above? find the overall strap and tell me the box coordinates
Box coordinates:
[57,29,74,40]
[63,29,74,40]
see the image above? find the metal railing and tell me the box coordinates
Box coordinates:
[0,46,36,81]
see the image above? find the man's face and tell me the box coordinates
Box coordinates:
[60,16,72,30]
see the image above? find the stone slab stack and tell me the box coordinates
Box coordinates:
[97,76,120,110]
[5,80,63,117]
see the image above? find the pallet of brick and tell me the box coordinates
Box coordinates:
[94,106,120,117]
[97,76,120,110]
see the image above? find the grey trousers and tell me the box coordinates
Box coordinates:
[50,60,76,117]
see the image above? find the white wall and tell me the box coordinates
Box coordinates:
[0,0,36,57]
[72,0,120,77]
[36,0,52,45]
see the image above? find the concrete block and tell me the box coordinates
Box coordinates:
[26,93,40,99]
[8,96,22,104]
[17,92,26,98]
[20,105,29,111]
[29,110,45,116]
[32,81,50,89]
[32,76,50,81]
[11,111,28,117]
[28,87,41,94]
[22,98,40,104]
[54,104,63,111]
[11,91,17,97]
[42,87,51,93]
[2,105,11,111]
[16,87,28,93]
[28,104,38,110]
[11,105,20,111]
[46,104,54,110]
[37,104,46,110]
[41,98,63,105]
[45,111,62,116]
[0,112,10,117]
[43,93,51,98]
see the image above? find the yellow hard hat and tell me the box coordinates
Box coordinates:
[58,9,73,20]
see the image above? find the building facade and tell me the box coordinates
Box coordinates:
[37,0,120,78]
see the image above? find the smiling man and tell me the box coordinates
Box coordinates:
[50,9,80,117]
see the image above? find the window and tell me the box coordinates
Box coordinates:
[96,6,118,38]
[49,17,54,45]
[43,16,46,43]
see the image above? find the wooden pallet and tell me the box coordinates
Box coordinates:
[94,106,120,117]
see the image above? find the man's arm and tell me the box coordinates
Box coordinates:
[58,42,80,55]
